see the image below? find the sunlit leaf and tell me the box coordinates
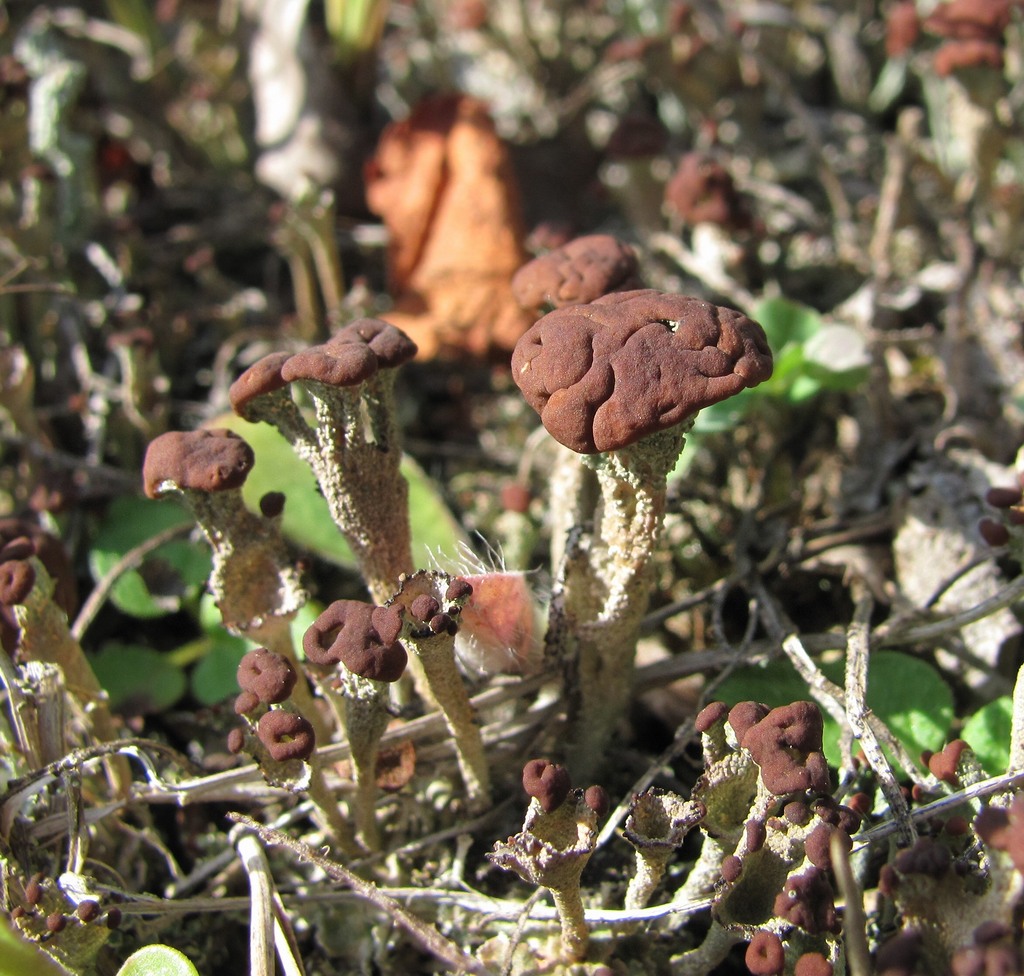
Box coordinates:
[0,917,68,976]
[962,696,1013,775]
[116,944,201,976]
[91,643,187,713]
[88,497,210,619]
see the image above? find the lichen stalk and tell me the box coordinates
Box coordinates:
[560,424,689,776]
[303,372,413,604]
[411,634,490,807]
[488,792,600,963]
[338,669,391,851]
[549,885,588,961]
[182,490,327,742]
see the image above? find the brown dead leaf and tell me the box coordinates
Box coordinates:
[364,94,533,360]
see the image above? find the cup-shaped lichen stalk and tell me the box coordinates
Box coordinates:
[511,289,773,775]
[141,428,322,736]
[303,599,407,851]
[623,788,705,910]
[388,571,491,809]
[488,760,606,962]
[229,318,417,604]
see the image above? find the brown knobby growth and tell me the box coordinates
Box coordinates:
[0,517,76,655]
[510,234,642,313]
[142,428,254,497]
[740,702,831,796]
[365,93,532,359]
[745,930,785,976]
[237,647,298,705]
[663,152,752,230]
[303,600,407,682]
[256,710,316,763]
[923,0,1012,75]
[886,1,921,57]
[512,288,773,454]
[522,758,571,814]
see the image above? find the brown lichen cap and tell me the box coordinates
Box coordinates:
[303,599,407,682]
[771,867,838,934]
[663,152,751,230]
[741,701,831,796]
[0,559,34,606]
[745,931,785,976]
[237,647,297,705]
[975,795,1024,873]
[256,710,316,762]
[522,758,571,813]
[143,429,254,498]
[511,289,773,454]
[511,234,642,311]
[923,0,1012,40]
[281,318,417,389]
[228,351,291,417]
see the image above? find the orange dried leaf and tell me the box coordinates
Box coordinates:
[365,94,532,360]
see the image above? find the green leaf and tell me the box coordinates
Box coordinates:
[213,414,468,569]
[752,296,823,349]
[962,696,1013,775]
[91,643,186,713]
[713,651,953,771]
[0,917,69,976]
[189,632,250,705]
[89,496,211,619]
[116,945,201,976]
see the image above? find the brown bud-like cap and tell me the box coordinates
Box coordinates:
[259,491,286,518]
[410,594,441,622]
[745,931,785,976]
[237,647,297,705]
[923,0,1011,40]
[226,726,246,754]
[46,912,66,933]
[303,600,407,682]
[663,152,751,230]
[694,700,730,733]
[522,758,571,813]
[741,702,831,796]
[894,837,951,878]
[794,952,833,976]
[76,901,101,923]
[511,234,642,310]
[282,319,416,389]
[234,690,261,715]
[445,578,474,602]
[727,701,770,741]
[0,559,34,606]
[927,738,971,785]
[143,429,254,498]
[584,785,610,818]
[772,868,838,934]
[256,710,316,762]
[721,854,742,883]
[228,351,291,416]
[513,289,773,454]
